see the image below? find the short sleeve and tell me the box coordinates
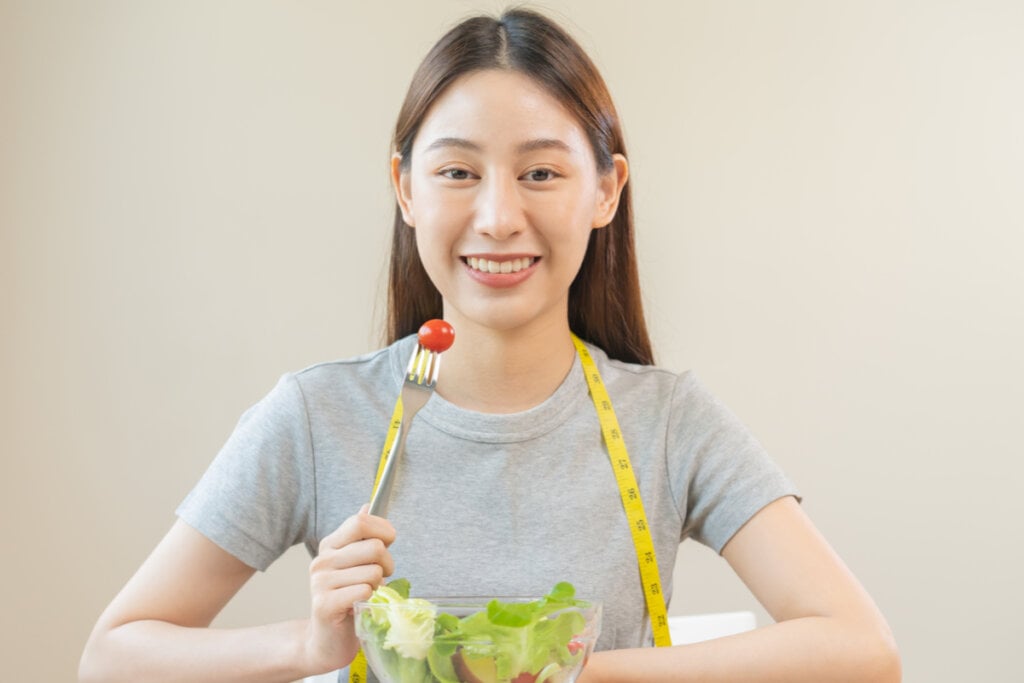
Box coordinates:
[669,372,800,553]
[176,373,316,570]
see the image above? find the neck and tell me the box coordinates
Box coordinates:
[434,318,577,414]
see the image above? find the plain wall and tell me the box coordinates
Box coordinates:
[2,1,1022,680]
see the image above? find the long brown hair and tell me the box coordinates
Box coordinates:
[386,8,654,365]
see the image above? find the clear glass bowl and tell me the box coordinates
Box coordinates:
[354,597,602,683]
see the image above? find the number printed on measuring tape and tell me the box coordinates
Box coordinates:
[571,334,672,648]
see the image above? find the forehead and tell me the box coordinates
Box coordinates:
[413,69,591,155]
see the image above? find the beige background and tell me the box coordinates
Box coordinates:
[2,1,1022,680]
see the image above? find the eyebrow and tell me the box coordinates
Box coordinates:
[423,136,574,154]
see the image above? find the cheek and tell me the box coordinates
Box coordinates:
[413,224,448,265]
[411,185,472,228]
[538,179,598,219]
[411,213,460,279]
[536,194,597,244]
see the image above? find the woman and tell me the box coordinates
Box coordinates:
[80,9,900,683]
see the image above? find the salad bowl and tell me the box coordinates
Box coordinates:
[354,581,601,683]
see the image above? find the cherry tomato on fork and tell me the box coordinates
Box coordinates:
[418,319,455,352]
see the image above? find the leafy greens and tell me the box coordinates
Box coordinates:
[357,580,592,683]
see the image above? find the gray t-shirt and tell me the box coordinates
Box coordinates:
[178,335,798,660]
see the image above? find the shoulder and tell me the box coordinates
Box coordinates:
[289,337,412,394]
[249,338,413,420]
[584,343,737,437]
[585,342,699,403]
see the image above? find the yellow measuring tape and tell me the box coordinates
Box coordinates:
[349,334,670,681]
[571,334,672,647]
[349,399,404,683]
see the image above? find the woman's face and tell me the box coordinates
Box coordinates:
[392,69,627,337]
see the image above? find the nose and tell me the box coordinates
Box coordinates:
[472,174,524,240]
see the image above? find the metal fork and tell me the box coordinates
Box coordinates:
[367,341,442,516]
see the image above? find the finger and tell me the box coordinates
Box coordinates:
[319,509,396,553]
[312,563,387,596]
[359,504,396,533]
[311,582,376,623]
[310,537,395,576]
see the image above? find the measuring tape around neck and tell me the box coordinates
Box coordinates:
[349,335,671,681]
[570,333,671,647]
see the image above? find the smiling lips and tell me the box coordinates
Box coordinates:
[462,255,539,287]
[466,256,536,274]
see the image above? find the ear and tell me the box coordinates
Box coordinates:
[592,154,629,229]
[390,153,415,227]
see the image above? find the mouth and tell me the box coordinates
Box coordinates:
[462,256,538,274]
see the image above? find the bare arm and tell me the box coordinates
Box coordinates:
[79,510,395,683]
[579,497,901,682]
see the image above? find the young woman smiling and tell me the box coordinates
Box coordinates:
[80,9,900,683]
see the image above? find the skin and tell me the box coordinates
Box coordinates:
[392,68,628,413]
[578,496,901,682]
[79,69,900,682]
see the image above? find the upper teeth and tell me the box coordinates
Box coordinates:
[467,257,535,274]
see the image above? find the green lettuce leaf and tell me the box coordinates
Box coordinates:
[363,580,589,683]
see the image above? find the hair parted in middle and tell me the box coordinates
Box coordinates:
[386,8,653,365]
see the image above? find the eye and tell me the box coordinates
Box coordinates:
[524,168,558,182]
[439,167,473,180]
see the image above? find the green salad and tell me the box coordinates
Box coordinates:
[356,579,595,683]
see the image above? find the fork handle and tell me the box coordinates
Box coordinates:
[367,421,408,517]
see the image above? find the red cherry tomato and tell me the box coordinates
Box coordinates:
[567,640,584,655]
[418,319,455,352]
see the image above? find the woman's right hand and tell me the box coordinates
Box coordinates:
[304,505,397,674]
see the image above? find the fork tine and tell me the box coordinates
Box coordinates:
[408,346,425,383]
[407,345,443,386]
[426,353,440,386]
[416,348,429,384]
[405,346,420,376]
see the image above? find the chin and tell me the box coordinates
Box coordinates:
[452,305,563,337]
